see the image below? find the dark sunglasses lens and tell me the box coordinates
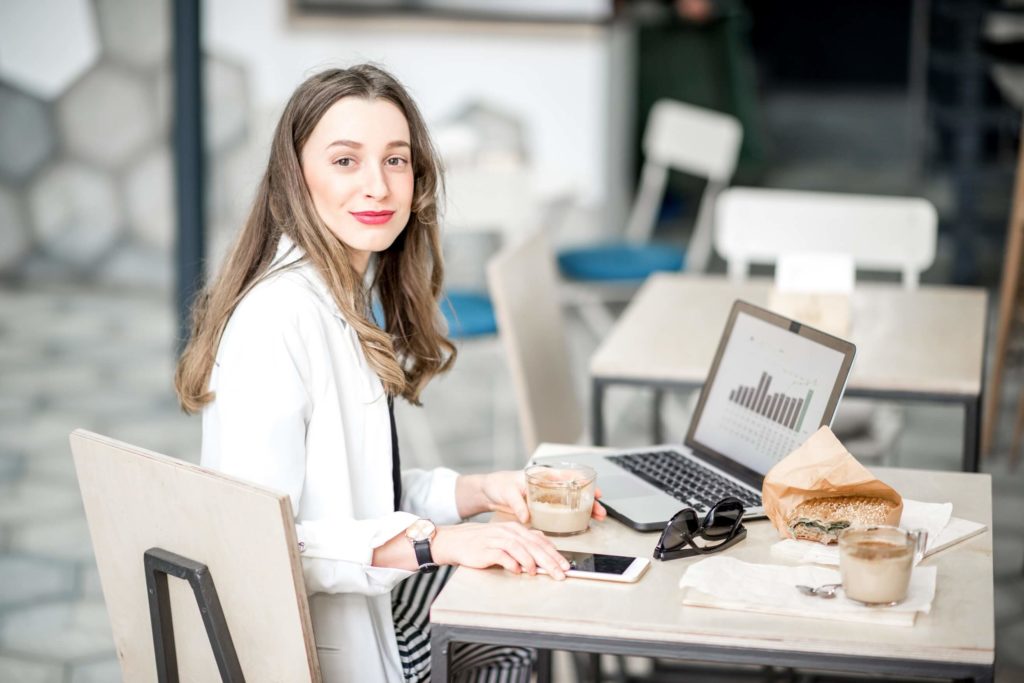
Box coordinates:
[703,499,744,538]
[661,508,699,548]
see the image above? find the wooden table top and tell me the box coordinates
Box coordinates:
[432,446,994,667]
[589,274,987,398]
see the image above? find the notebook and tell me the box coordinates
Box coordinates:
[532,300,857,531]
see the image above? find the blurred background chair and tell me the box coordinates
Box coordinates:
[557,98,743,337]
[440,165,534,339]
[715,187,938,287]
[487,228,585,455]
[714,187,939,463]
[490,226,650,681]
[394,165,536,472]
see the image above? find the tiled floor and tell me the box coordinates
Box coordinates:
[0,281,1023,682]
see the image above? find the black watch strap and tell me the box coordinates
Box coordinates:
[413,538,438,573]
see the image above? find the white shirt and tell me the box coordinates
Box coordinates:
[202,235,462,682]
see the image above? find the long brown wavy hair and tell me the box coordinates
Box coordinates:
[175,64,455,413]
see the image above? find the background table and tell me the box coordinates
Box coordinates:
[589,274,989,471]
[430,458,994,682]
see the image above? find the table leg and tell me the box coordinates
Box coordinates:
[964,395,981,472]
[431,624,452,682]
[954,673,993,683]
[536,648,552,683]
[652,389,664,443]
[593,378,607,446]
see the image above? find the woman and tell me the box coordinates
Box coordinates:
[174,64,604,682]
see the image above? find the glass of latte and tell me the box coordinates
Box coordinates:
[838,526,928,606]
[524,463,597,536]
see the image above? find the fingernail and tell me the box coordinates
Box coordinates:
[560,561,571,570]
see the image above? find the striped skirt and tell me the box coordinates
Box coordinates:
[392,565,534,683]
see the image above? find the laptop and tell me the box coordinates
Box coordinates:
[531,300,856,531]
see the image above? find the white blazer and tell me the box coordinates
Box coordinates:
[202,235,462,682]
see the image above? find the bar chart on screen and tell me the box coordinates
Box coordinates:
[693,310,847,471]
[719,371,822,461]
[727,371,813,432]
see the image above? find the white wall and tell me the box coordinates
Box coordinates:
[205,0,629,216]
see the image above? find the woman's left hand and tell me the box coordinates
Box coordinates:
[464,470,608,524]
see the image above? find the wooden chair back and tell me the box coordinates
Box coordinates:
[70,429,319,682]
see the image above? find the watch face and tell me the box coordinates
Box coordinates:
[406,519,436,542]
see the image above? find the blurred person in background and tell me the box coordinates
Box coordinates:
[173,64,605,682]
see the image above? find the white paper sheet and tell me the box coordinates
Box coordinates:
[679,556,937,626]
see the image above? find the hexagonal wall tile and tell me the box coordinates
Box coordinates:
[0,83,56,184]
[27,161,122,269]
[0,0,100,100]
[152,54,249,154]
[205,55,249,154]
[98,242,172,290]
[95,0,169,70]
[0,184,32,273]
[124,146,174,249]
[56,64,157,169]
[210,137,263,227]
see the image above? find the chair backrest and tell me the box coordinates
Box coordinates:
[443,165,532,241]
[70,430,319,682]
[487,230,583,454]
[714,187,938,289]
[625,99,743,271]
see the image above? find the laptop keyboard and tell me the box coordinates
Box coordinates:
[608,450,762,510]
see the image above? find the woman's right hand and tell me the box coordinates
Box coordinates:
[431,522,571,580]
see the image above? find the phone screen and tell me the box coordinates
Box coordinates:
[559,551,636,575]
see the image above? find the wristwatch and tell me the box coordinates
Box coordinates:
[405,518,439,573]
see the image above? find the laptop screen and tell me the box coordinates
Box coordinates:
[685,300,856,478]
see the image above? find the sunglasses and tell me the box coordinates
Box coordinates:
[653,496,747,561]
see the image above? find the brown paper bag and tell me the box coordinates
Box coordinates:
[761,426,902,539]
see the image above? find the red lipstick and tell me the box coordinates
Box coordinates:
[350,210,395,225]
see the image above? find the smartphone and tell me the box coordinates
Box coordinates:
[538,551,651,583]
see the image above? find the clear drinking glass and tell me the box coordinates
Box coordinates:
[524,463,597,536]
[838,525,927,606]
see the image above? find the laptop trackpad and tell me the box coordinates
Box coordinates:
[599,474,657,499]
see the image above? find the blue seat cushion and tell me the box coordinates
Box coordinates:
[441,290,497,338]
[557,243,685,282]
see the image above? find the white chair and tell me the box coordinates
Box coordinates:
[626,99,744,264]
[713,187,940,463]
[398,165,536,472]
[440,165,534,338]
[715,187,938,288]
[70,430,318,681]
[487,229,584,455]
[557,99,743,336]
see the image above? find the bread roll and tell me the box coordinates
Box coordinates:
[786,495,900,545]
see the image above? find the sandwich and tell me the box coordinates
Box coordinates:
[786,495,900,544]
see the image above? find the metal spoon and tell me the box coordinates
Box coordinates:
[795,583,842,599]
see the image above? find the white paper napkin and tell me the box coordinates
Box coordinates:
[679,556,937,626]
[769,499,984,566]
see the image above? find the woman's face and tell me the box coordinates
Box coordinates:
[301,96,414,273]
